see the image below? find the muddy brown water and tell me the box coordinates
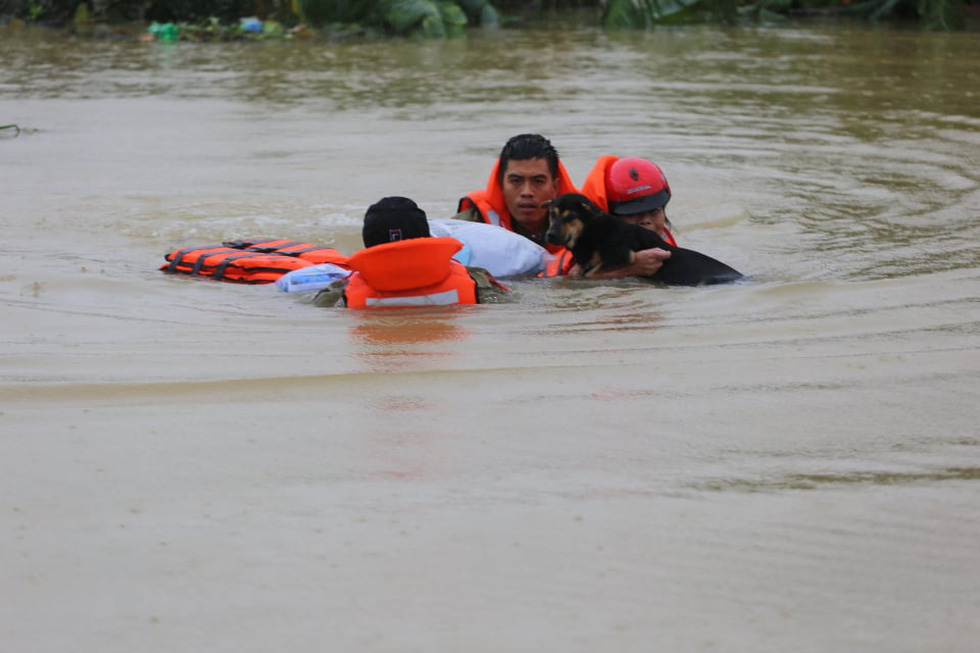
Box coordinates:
[1,22,978,652]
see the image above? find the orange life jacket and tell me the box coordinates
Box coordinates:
[581,155,677,247]
[342,237,478,309]
[161,239,349,284]
[540,248,577,278]
[456,157,579,256]
[221,238,350,265]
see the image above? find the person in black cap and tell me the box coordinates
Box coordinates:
[314,197,508,308]
[361,196,432,248]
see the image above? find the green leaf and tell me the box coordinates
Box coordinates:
[603,0,705,28]
[380,0,478,37]
[440,2,468,36]
[380,0,442,33]
[420,12,446,37]
[456,0,499,26]
[439,1,468,26]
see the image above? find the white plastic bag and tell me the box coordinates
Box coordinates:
[428,219,545,277]
[275,263,351,293]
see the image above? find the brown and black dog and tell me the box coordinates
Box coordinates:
[545,193,743,286]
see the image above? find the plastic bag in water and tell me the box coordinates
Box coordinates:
[428,219,545,277]
[276,263,351,294]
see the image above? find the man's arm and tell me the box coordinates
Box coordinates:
[451,206,482,222]
[569,248,671,279]
[312,278,350,307]
[466,267,513,304]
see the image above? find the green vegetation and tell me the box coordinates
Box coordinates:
[599,0,970,28]
[0,0,973,35]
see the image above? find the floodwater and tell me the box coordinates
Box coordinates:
[2,20,979,652]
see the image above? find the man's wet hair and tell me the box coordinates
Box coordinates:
[497,134,560,185]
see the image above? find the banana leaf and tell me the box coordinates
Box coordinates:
[380,0,443,34]
[602,0,705,28]
[440,1,469,36]
[456,0,500,26]
[379,0,476,37]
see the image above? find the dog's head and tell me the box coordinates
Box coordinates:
[544,193,604,249]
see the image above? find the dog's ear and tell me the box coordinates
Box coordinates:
[579,198,602,219]
[540,199,554,210]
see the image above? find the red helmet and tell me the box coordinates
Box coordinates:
[606,157,671,215]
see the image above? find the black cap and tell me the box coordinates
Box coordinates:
[362,197,430,248]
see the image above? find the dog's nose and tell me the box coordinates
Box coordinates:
[545,227,562,246]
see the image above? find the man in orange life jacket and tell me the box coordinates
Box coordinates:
[453,133,669,278]
[314,197,508,308]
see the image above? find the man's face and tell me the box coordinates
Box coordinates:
[620,207,667,236]
[501,158,559,231]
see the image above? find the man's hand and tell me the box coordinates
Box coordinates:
[627,247,671,277]
[569,247,671,279]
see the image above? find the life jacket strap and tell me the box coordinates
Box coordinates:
[211,252,267,281]
[225,239,303,253]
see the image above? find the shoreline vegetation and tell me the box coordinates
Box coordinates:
[0,0,975,40]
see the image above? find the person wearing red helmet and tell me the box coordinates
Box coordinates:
[580,155,678,247]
